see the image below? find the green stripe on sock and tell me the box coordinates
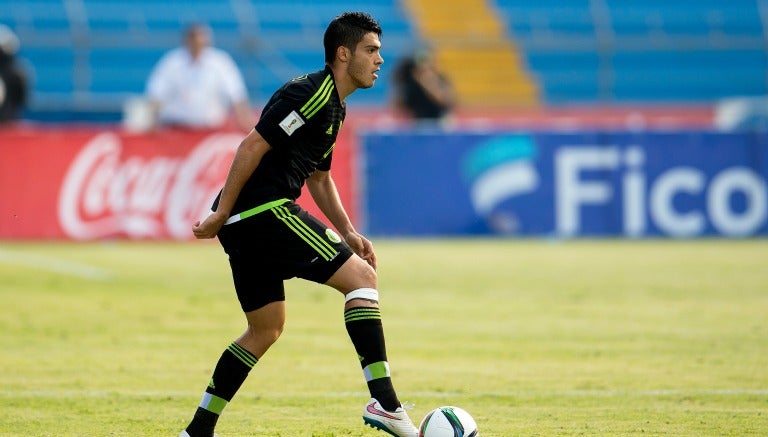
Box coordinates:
[344,308,381,323]
[345,308,380,315]
[345,309,381,320]
[227,342,258,368]
[201,393,228,415]
[363,361,390,381]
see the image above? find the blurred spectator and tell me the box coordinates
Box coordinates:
[393,49,455,121]
[0,25,28,123]
[144,23,253,131]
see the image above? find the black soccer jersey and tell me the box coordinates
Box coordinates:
[214,66,346,217]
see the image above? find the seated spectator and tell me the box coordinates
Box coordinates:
[0,25,28,123]
[145,23,253,131]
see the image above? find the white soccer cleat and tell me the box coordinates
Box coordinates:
[363,398,419,437]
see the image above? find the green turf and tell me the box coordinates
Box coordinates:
[1,239,766,436]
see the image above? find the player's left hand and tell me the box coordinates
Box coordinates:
[192,211,228,239]
[345,232,377,270]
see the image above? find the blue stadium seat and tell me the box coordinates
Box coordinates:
[18,46,75,94]
[0,0,69,29]
[495,0,768,103]
[87,47,166,93]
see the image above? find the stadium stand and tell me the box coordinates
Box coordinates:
[0,0,766,120]
[495,0,768,103]
[2,0,415,120]
[402,0,539,108]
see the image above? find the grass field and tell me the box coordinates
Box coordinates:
[1,239,767,436]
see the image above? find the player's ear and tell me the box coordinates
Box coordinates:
[337,45,350,63]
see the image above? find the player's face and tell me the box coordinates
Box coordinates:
[347,32,383,89]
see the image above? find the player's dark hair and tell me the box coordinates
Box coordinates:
[323,12,382,64]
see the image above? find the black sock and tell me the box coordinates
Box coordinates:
[344,306,401,411]
[185,342,258,436]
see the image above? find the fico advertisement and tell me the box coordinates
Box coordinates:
[362,131,768,237]
[0,127,355,240]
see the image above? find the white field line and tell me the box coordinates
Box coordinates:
[0,247,112,281]
[4,389,768,399]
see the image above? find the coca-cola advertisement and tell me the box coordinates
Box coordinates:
[0,126,356,240]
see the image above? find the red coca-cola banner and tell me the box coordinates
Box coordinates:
[0,125,356,240]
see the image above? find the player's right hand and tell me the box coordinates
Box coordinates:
[345,231,377,270]
[192,211,227,239]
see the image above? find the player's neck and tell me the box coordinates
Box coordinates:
[328,64,356,103]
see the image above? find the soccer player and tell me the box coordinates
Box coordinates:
[180,12,418,437]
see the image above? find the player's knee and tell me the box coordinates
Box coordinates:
[326,256,378,292]
[246,320,284,347]
[265,326,283,346]
[360,262,378,287]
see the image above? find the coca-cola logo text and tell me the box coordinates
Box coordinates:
[58,132,240,239]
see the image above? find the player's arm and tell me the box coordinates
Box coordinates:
[192,128,271,239]
[307,169,377,269]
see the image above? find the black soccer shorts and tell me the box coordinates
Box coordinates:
[216,200,354,312]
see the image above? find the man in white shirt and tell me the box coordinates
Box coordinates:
[146,24,253,131]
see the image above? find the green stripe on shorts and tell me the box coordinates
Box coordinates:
[271,206,337,261]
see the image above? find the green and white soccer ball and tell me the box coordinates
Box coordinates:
[418,406,478,437]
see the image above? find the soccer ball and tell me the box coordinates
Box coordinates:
[418,406,478,437]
